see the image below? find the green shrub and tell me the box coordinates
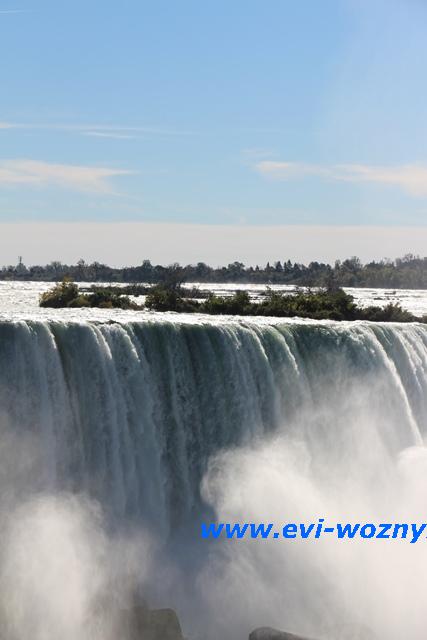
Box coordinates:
[40,279,426,323]
[358,302,416,322]
[201,291,252,315]
[67,295,91,308]
[40,280,140,310]
[145,285,199,312]
[40,280,79,308]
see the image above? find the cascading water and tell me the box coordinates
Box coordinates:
[0,316,426,639]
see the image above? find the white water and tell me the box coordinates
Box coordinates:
[0,285,427,638]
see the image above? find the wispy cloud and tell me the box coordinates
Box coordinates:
[0,9,31,14]
[0,160,132,194]
[0,122,193,136]
[83,125,194,136]
[83,131,136,140]
[256,161,427,197]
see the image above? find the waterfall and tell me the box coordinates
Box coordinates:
[1,316,427,639]
[0,318,425,535]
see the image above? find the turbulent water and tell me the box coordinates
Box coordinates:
[1,291,427,639]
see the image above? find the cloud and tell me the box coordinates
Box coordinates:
[83,125,193,136]
[83,131,136,140]
[0,122,193,136]
[0,9,30,14]
[0,160,132,194]
[256,161,427,197]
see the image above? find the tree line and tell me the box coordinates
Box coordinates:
[3,254,427,289]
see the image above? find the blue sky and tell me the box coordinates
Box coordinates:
[0,0,426,263]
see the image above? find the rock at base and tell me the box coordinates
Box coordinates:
[249,628,314,640]
[249,624,378,640]
[121,605,184,640]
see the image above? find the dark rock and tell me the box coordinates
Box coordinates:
[249,628,314,640]
[249,624,378,640]
[121,605,184,640]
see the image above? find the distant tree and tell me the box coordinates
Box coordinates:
[1,253,427,289]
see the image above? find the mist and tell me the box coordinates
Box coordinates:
[0,319,426,639]
[169,353,426,640]
[196,433,427,640]
[0,417,156,640]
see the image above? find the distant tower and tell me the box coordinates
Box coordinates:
[16,256,26,276]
